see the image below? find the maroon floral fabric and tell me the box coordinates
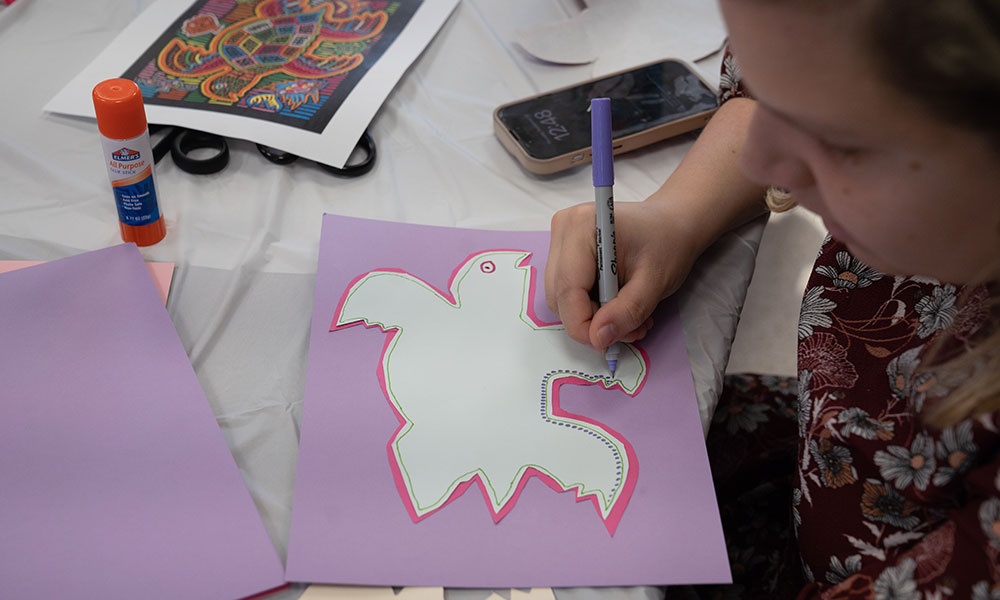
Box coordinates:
[699,50,1000,598]
[718,46,749,105]
[793,237,996,599]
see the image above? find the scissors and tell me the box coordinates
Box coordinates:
[149,125,376,177]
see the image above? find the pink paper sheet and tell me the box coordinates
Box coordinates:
[286,215,730,588]
[0,260,175,305]
[0,244,284,599]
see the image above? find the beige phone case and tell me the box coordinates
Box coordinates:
[493,59,718,175]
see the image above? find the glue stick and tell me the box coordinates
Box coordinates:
[92,78,166,246]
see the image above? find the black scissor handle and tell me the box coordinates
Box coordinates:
[151,126,374,177]
[170,129,229,175]
[150,125,179,164]
[255,144,299,165]
[150,126,229,175]
[319,131,376,177]
[255,130,376,178]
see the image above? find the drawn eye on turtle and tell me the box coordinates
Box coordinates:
[480,261,496,274]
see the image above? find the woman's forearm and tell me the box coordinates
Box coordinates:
[648,97,768,255]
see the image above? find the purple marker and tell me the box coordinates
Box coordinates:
[591,97,620,376]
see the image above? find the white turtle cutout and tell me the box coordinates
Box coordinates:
[332,249,649,535]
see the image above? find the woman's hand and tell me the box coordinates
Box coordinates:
[545,98,768,353]
[545,198,701,352]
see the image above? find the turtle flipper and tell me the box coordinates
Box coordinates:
[284,54,362,79]
[158,39,227,76]
[202,69,262,103]
[321,11,388,42]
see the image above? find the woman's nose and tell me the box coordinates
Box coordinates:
[740,106,815,192]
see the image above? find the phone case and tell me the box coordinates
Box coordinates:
[493,59,718,175]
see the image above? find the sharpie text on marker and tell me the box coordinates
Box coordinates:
[591,97,621,376]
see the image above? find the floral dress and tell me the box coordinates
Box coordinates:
[682,49,1000,599]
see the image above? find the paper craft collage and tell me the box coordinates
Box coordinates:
[2,0,744,598]
[1,215,729,597]
[287,216,730,588]
[0,215,728,597]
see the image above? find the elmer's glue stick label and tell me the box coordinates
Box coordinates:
[100,132,160,227]
[93,78,166,246]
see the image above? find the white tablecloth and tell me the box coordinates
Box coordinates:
[0,0,763,597]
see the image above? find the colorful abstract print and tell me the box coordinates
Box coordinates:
[122,0,421,132]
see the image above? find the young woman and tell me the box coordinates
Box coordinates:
[546,1,1000,596]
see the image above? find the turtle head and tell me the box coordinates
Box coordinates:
[455,251,533,312]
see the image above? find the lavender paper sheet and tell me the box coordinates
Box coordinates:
[286,215,731,588]
[0,244,284,599]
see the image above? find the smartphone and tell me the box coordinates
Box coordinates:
[493,59,718,174]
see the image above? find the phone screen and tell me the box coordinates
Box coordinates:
[497,60,717,160]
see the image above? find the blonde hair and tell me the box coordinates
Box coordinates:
[923,288,1000,428]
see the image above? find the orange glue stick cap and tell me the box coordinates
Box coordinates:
[93,79,148,140]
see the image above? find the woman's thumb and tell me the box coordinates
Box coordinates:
[590,281,660,349]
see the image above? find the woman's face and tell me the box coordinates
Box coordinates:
[720,0,1000,283]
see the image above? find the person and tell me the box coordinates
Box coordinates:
[545,0,1000,597]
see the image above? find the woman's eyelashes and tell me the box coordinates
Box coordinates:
[817,136,864,162]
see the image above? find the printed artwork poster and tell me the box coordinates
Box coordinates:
[45,0,459,167]
[286,215,731,588]
[122,0,420,133]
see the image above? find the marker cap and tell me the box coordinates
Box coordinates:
[590,97,613,187]
[93,79,147,141]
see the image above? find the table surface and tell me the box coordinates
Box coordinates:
[0,1,763,598]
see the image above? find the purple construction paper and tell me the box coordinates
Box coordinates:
[286,215,730,588]
[0,244,285,599]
